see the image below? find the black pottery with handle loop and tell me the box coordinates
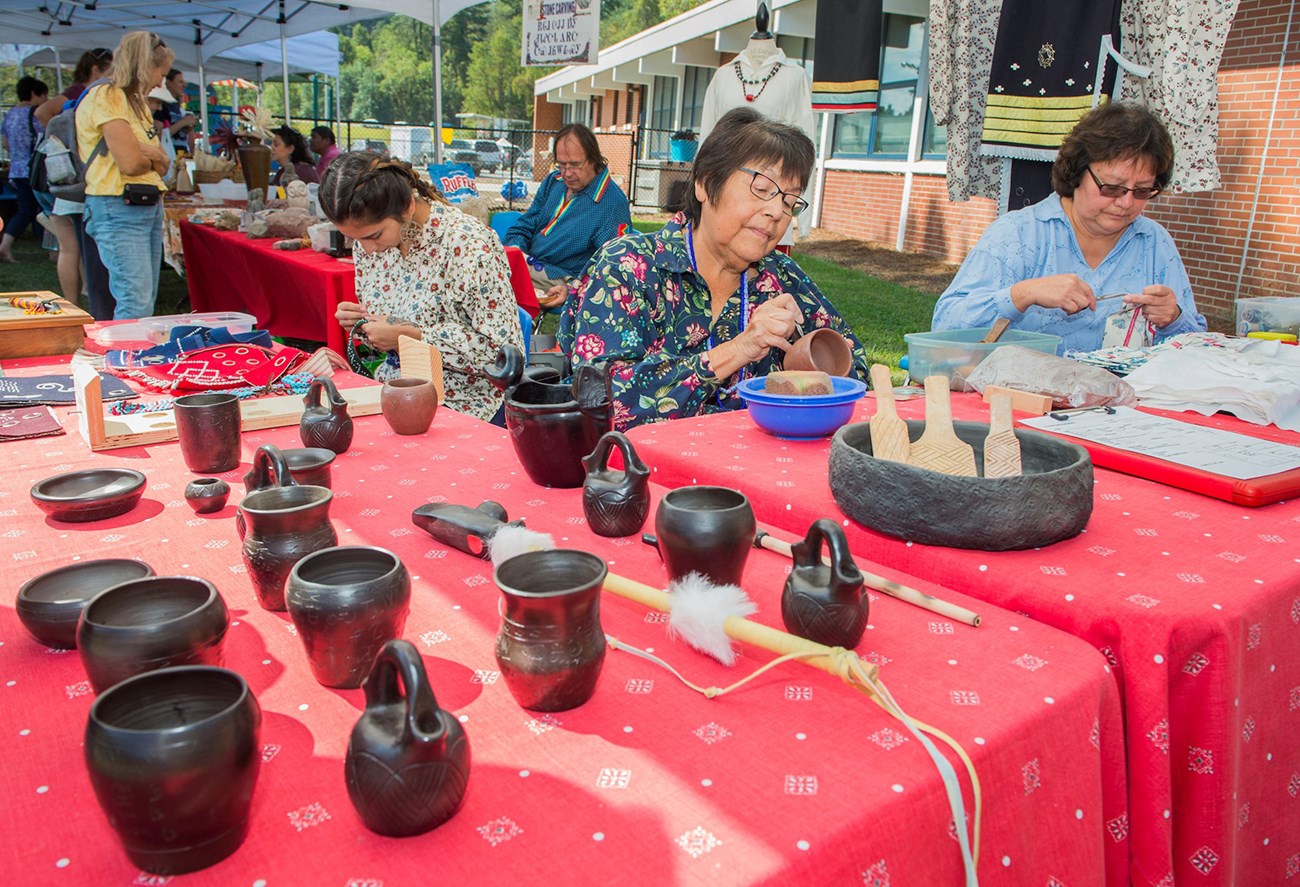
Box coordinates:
[344,639,471,837]
[300,377,354,454]
[581,431,651,537]
[780,518,868,648]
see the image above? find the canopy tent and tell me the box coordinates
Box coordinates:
[0,0,490,157]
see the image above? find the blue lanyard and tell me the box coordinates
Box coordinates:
[685,222,750,384]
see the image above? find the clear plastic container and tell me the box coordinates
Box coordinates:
[1236,297,1300,338]
[139,312,257,343]
[904,328,1062,390]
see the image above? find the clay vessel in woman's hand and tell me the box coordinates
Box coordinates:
[783,328,853,377]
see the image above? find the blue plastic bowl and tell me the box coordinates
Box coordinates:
[737,376,868,440]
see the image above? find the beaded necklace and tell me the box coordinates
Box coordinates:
[685,221,750,386]
[733,59,782,103]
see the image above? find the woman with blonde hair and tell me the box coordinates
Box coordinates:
[76,31,174,318]
[320,153,523,423]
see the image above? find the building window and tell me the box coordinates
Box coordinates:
[679,66,713,133]
[645,75,679,159]
[830,14,945,160]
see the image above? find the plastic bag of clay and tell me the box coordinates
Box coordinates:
[308,221,337,253]
[964,345,1137,409]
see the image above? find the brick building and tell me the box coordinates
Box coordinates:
[533,0,1299,330]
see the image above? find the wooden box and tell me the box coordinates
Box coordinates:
[0,293,93,359]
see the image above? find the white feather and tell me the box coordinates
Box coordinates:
[665,572,758,666]
[488,525,556,567]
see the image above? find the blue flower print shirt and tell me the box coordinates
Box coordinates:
[933,192,1206,353]
[558,213,870,430]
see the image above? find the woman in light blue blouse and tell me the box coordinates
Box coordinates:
[933,103,1206,353]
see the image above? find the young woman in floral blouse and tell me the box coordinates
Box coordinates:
[321,153,524,423]
[559,108,868,429]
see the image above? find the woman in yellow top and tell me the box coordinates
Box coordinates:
[76,31,174,319]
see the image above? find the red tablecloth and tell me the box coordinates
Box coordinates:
[180,221,354,352]
[0,366,1129,885]
[627,395,1300,886]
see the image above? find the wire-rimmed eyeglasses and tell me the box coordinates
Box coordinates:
[739,167,809,217]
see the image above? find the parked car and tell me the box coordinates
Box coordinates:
[499,144,533,178]
[349,139,388,155]
[473,139,504,174]
[444,139,482,174]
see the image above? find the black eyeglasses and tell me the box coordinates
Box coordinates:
[149,33,167,50]
[90,48,112,61]
[1086,166,1161,201]
[739,167,809,217]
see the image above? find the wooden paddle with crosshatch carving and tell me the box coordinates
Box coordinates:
[868,364,911,463]
[908,376,977,476]
[982,392,1022,478]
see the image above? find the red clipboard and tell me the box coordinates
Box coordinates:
[1025,425,1300,507]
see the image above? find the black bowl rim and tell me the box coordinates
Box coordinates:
[87,665,251,734]
[494,549,608,598]
[81,575,222,631]
[832,419,1091,480]
[290,544,405,586]
[18,558,155,608]
[30,468,148,503]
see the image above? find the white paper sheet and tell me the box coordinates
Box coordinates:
[1020,407,1300,480]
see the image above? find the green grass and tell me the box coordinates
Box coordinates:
[0,232,190,315]
[791,252,938,374]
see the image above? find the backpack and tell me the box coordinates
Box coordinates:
[30,80,110,204]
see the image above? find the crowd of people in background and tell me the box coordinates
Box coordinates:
[0,31,1207,430]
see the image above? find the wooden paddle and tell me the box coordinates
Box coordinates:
[909,376,977,476]
[982,393,1022,478]
[979,317,1012,344]
[868,364,911,464]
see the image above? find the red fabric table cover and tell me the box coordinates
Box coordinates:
[626,395,1300,886]
[180,221,354,352]
[0,363,1129,885]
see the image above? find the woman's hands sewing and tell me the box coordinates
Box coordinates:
[706,293,803,379]
[336,301,422,352]
[1010,274,1097,315]
[1124,284,1181,328]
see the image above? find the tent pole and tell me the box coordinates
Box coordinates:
[432,0,443,165]
[335,75,341,131]
[198,57,209,148]
[53,48,64,92]
[280,1,292,125]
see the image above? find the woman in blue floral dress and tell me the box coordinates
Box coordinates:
[559,108,868,429]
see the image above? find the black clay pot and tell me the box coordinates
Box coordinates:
[287,546,411,689]
[174,392,242,474]
[77,576,230,694]
[487,344,613,488]
[185,478,231,514]
[781,519,868,648]
[85,666,261,874]
[300,377,354,454]
[652,486,756,586]
[242,446,335,492]
[345,639,471,836]
[829,421,1093,550]
[582,431,651,537]
[494,549,607,712]
[238,445,337,611]
[30,468,147,523]
[16,558,154,649]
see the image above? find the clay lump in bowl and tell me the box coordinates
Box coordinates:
[828,420,1093,550]
[738,375,867,440]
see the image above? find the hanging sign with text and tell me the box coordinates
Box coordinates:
[523,0,600,67]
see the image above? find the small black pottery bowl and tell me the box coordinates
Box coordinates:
[828,420,1094,551]
[31,468,147,522]
[77,576,230,693]
[16,558,155,648]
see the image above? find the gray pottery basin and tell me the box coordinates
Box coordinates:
[828,420,1093,550]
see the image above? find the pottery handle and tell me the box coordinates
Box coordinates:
[318,376,346,408]
[611,431,650,476]
[365,639,446,744]
[250,444,296,491]
[641,532,662,560]
[303,379,324,410]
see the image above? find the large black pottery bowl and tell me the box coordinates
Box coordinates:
[77,576,230,693]
[30,468,147,522]
[828,420,1093,550]
[16,558,154,649]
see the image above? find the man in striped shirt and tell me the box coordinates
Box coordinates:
[504,123,631,310]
